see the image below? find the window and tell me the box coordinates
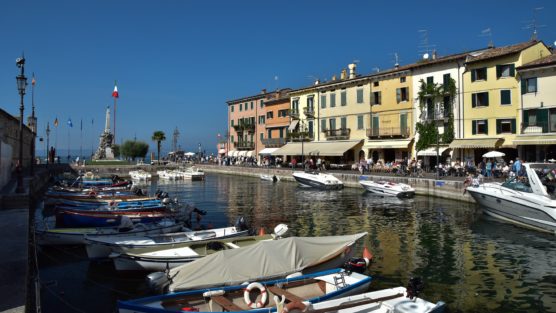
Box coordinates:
[320,94,327,108]
[396,87,409,103]
[258,115,265,124]
[340,90,347,106]
[308,121,313,134]
[472,120,488,135]
[471,92,489,107]
[356,89,364,103]
[260,100,264,108]
[426,76,434,85]
[496,119,516,134]
[260,133,264,141]
[279,128,284,138]
[267,129,272,139]
[400,77,406,83]
[230,120,234,127]
[500,90,511,105]
[373,81,379,87]
[307,96,314,109]
[443,96,451,117]
[357,115,364,130]
[278,109,288,117]
[471,68,487,81]
[239,103,242,111]
[250,102,254,110]
[231,105,234,112]
[496,64,515,78]
[522,77,537,94]
[230,135,234,143]
[292,99,299,113]
[372,91,381,105]
[266,111,274,119]
[443,73,451,86]
[340,117,346,129]
[330,92,336,107]
[329,118,336,130]
[321,119,327,131]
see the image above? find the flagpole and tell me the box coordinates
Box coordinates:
[91,118,94,159]
[67,120,71,164]
[114,94,117,146]
[80,118,83,163]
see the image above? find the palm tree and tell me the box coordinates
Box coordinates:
[151,131,166,163]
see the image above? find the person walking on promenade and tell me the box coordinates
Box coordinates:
[513,157,522,176]
[291,158,297,170]
[485,159,492,178]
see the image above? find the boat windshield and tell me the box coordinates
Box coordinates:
[501,177,533,193]
[530,164,556,198]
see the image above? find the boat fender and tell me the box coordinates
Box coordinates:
[281,301,306,313]
[243,282,268,309]
[202,290,225,298]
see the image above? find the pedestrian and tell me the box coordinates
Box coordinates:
[291,158,297,169]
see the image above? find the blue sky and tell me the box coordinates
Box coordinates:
[1,0,555,156]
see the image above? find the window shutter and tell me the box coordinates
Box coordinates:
[371,92,375,105]
[485,92,490,106]
[378,92,382,104]
[496,65,501,78]
[396,88,401,103]
[472,120,477,135]
[511,119,516,134]
[472,94,477,108]
[471,70,476,82]
[510,64,515,77]
[484,120,489,135]
[521,79,527,94]
[496,120,501,134]
[484,68,487,80]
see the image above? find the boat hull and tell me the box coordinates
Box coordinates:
[293,172,343,190]
[56,210,170,228]
[467,185,556,234]
[360,180,415,198]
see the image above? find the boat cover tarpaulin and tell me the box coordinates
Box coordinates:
[168,232,367,292]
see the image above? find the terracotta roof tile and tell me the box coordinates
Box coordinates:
[465,41,540,63]
[517,53,556,70]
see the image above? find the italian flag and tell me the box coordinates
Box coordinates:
[112,81,119,98]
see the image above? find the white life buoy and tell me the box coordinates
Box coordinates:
[243,282,268,309]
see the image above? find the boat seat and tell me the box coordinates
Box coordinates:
[211,295,243,312]
[267,286,305,303]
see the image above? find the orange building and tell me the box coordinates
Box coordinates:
[259,89,291,157]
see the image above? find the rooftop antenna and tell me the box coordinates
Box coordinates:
[172,127,180,152]
[522,7,546,41]
[391,52,400,68]
[479,27,494,48]
[274,75,279,91]
[418,29,436,59]
[372,67,380,73]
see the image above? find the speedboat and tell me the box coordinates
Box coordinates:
[260,174,279,182]
[129,170,152,181]
[182,167,205,181]
[466,163,556,234]
[359,178,415,198]
[292,171,343,190]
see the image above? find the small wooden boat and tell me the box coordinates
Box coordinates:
[296,285,445,313]
[360,178,415,198]
[51,198,163,210]
[85,225,249,259]
[118,268,372,313]
[56,209,173,228]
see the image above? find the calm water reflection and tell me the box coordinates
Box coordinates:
[39,173,556,312]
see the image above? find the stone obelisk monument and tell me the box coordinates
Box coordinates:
[93,106,115,160]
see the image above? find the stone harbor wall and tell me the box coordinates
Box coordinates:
[0,108,34,190]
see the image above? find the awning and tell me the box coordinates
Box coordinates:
[238,151,247,157]
[227,150,237,157]
[288,120,299,131]
[271,140,362,157]
[449,138,503,149]
[246,151,254,157]
[513,135,556,145]
[266,124,289,129]
[364,139,412,149]
[218,149,226,154]
[259,148,279,155]
[417,146,451,156]
[232,151,239,157]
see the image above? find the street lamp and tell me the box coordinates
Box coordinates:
[46,122,51,166]
[29,73,37,176]
[15,56,27,194]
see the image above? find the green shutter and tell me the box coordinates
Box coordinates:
[521,79,527,94]
[471,70,476,82]
[496,65,501,78]
[510,64,515,77]
[472,94,477,108]
[396,88,401,103]
[484,120,489,135]
[538,109,549,132]
[378,92,381,104]
[484,68,487,80]
[496,120,501,134]
[472,120,477,135]
[485,92,490,106]
[511,119,516,134]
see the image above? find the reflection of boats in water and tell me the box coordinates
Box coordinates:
[260,174,279,182]
[466,163,556,234]
[292,171,343,190]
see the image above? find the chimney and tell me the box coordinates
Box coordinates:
[331,74,337,81]
[432,50,437,60]
[261,89,267,94]
[340,69,347,80]
[394,63,399,69]
[314,79,320,85]
[348,63,356,79]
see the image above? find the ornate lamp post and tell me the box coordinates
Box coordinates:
[15,56,27,193]
[28,73,37,176]
[46,122,51,166]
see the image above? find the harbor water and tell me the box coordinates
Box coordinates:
[38,173,556,312]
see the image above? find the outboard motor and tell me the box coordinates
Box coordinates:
[344,257,368,274]
[147,271,171,294]
[406,277,424,299]
[234,216,248,231]
[111,174,120,183]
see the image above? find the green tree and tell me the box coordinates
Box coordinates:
[151,131,166,163]
[121,140,149,160]
[112,144,120,158]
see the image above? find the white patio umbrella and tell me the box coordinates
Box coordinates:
[482,151,505,158]
[184,152,196,156]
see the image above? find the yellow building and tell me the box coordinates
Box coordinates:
[451,40,551,162]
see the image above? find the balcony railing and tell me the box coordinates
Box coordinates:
[323,128,351,140]
[522,121,556,134]
[367,127,410,138]
[232,123,256,132]
[303,107,315,119]
[261,138,286,147]
[233,141,255,150]
[289,110,300,120]
[287,131,314,142]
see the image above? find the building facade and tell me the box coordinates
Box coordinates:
[0,108,34,190]
[260,89,291,158]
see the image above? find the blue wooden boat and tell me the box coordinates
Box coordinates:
[118,268,372,313]
[56,209,172,227]
[54,199,163,210]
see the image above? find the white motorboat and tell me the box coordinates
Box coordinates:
[466,163,556,234]
[292,171,343,190]
[260,174,280,182]
[182,167,205,181]
[129,170,152,181]
[359,179,415,198]
[157,170,182,180]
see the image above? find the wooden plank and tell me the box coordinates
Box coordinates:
[267,286,305,303]
[307,293,405,313]
[211,295,244,312]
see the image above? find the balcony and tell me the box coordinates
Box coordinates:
[522,121,555,134]
[303,107,315,119]
[287,131,314,142]
[289,110,300,120]
[232,123,256,133]
[323,128,351,140]
[261,138,286,148]
[367,127,410,139]
[233,141,255,150]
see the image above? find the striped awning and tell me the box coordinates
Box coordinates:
[513,135,556,145]
[449,138,503,149]
[259,148,279,155]
[364,139,412,149]
[417,146,451,156]
[271,140,362,156]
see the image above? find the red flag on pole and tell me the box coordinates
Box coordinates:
[112,81,119,98]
